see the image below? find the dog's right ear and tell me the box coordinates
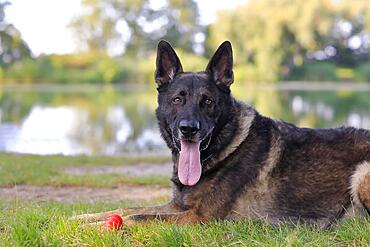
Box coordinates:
[155,40,183,87]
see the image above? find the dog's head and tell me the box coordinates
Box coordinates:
[155,40,234,186]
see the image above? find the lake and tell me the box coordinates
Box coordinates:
[0,83,369,156]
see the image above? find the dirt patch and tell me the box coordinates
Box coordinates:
[64,163,173,177]
[0,185,172,203]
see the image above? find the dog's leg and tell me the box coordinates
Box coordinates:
[122,209,206,226]
[72,201,181,223]
[82,210,205,230]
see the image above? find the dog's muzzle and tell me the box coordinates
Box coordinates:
[179,120,200,139]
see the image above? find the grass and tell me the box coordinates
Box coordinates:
[0,153,369,246]
[0,200,369,246]
[0,153,171,187]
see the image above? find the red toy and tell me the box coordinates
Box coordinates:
[100,214,123,234]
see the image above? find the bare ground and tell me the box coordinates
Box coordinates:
[63,163,173,177]
[0,164,173,203]
[0,184,172,203]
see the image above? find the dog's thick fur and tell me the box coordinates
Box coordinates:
[75,41,370,228]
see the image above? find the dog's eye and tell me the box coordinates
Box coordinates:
[205,99,213,105]
[172,97,182,104]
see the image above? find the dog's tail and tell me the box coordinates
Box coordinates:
[350,161,370,215]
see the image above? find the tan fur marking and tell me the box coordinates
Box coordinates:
[195,73,209,80]
[256,135,282,183]
[358,173,370,209]
[123,209,205,226]
[230,133,282,220]
[168,70,175,81]
[350,161,370,207]
[217,106,255,163]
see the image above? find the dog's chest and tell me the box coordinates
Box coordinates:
[226,180,277,220]
[226,133,284,220]
[176,176,277,221]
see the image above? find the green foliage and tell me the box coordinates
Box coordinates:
[2,50,209,84]
[176,49,208,72]
[288,62,339,81]
[208,0,370,82]
[4,55,96,84]
[69,0,203,57]
[234,64,260,83]
[5,58,39,83]
[0,1,31,67]
[354,61,370,82]
[4,0,370,83]
[3,53,112,84]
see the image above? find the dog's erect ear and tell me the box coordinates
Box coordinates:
[205,41,233,87]
[155,40,183,87]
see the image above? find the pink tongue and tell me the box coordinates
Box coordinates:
[178,140,201,186]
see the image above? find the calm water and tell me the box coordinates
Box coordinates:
[0,83,369,156]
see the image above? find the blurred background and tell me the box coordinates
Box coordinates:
[0,0,369,156]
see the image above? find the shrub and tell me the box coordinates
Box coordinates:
[354,61,370,82]
[234,64,260,83]
[287,62,339,81]
[5,58,40,83]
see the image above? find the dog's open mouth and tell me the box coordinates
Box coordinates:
[174,130,213,186]
[178,140,202,186]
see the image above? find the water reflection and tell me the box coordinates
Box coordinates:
[0,84,369,155]
[4,106,88,155]
[0,104,163,155]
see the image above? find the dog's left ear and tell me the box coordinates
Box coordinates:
[205,41,234,87]
[155,40,183,87]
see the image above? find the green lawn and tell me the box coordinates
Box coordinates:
[0,153,171,187]
[1,200,369,246]
[0,153,369,246]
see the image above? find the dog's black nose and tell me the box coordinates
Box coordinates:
[179,120,200,137]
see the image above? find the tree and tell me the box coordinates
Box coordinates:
[69,0,203,57]
[208,0,370,82]
[0,1,30,67]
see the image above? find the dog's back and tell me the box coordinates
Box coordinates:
[275,123,370,220]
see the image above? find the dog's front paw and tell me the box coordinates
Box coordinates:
[70,212,112,223]
[69,213,93,222]
[121,215,142,226]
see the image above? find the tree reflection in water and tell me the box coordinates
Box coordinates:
[0,84,369,155]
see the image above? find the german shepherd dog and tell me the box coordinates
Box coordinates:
[75,41,370,228]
